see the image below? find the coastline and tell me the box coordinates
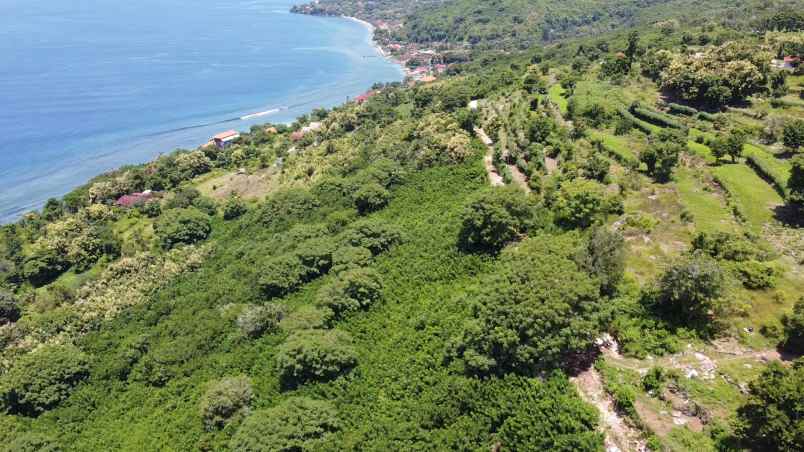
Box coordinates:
[0,7,405,225]
[342,15,410,78]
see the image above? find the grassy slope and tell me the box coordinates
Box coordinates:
[712,164,784,231]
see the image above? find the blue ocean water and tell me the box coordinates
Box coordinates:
[0,0,403,222]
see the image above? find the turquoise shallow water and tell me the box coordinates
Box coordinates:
[0,0,402,222]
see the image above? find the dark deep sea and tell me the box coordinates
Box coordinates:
[0,0,402,222]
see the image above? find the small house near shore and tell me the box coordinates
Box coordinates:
[212,130,240,149]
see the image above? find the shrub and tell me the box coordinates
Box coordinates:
[154,208,211,249]
[781,298,804,354]
[344,219,402,255]
[353,183,391,215]
[192,196,218,216]
[553,178,622,229]
[709,130,746,162]
[229,397,340,451]
[293,238,336,275]
[258,255,308,299]
[583,153,610,182]
[733,260,779,289]
[137,200,162,218]
[199,376,253,430]
[0,344,90,415]
[23,248,69,287]
[222,196,247,220]
[656,254,725,326]
[458,187,539,253]
[614,117,633,135]
[577,227,626,296]
[448,237,606,375]
[275,329,357,387]
[691,231,767,262]
[735,360,804,452]
[4,433,61,452]
[641,366,669,393]
[789,155,804,206]
[315,268,383,321]
[237,303,284,338]
[0,291,21,325]
[491,374,603,451]
[331,246,372,273]
[255,188,319,230]
[783,119,804,151]
[641,140,681,182]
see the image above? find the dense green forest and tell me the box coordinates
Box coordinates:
[2,0,804,450]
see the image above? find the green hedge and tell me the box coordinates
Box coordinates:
[617,108,657,135]
[667,103,698,116]
[744,145,791,198]
[632,107,684,129]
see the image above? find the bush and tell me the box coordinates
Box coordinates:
[222,196,247,220]
[783,119,804,151]
[583,153,610,182]
[255,188,319,230]
[0,291,21,325]
[656,254,725,326]
[258,255,308,299]
[641,366,669,393]
[137,200,162,218]
[199,376,253,430]
[577,227,626,296]
[192,196,218,216]
[458,187,539,253]
[23,248,69,287]
[275,329,357,387]
[344,219,402,255]
[781,298,804,354]
[293,238,336,275]
[691,231,767,262]
[315,268,383,321]
[789,155,804,206]
[4,433,61,452]
[448,237,606,375]
[353,183,391,215]
[331,246,373,273]
[0,344,90,415]
[237,303,284,338]
[641,140,681,182]
[154,208,211,249]
[733,260,779,289]
[229,397,340,451]
[553,178,622,229]
[735,360,804,452]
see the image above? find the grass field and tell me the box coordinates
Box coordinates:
[589,130,640,164]
[548,84,568,115]
[686,140,715,163]
[675,169,736,233]
[743,143,791,196]
[712,164,784,231]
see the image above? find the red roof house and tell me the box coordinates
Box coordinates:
[212,130,240,149]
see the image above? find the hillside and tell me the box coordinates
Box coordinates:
[2,1,804,451]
